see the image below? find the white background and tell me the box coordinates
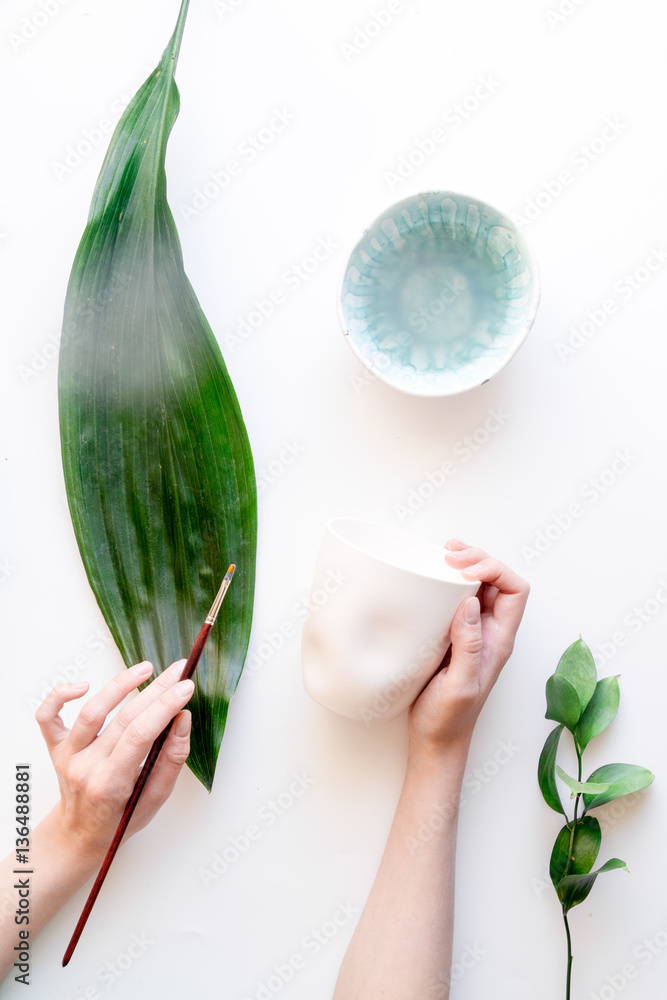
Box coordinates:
[1,0,666,997]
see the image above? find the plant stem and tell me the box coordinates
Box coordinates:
[561,739,583,999]
[562,740,581,1000]
[563,912,573,1000]
[564,746,583,880]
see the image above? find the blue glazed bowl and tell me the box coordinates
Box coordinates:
[338,191,540,396]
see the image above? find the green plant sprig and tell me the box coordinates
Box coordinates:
[537,639,654,1000]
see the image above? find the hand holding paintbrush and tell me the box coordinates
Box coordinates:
[59,565,236,965]
[0,625,213,983]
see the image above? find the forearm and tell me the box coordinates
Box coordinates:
[0,805,103,984]
[333,739,470,1000]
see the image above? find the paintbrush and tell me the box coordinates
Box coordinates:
[62,564,236,966]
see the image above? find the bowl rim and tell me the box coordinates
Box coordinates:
[336,189,541,398]
[326,516,481,586]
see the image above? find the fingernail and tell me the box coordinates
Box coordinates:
[130,661,153,677]
[173,679,194,697]
[465,597,481,624]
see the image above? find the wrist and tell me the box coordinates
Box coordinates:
[397,739,469,846]
[407,733,472,779]
[46,804,108,873]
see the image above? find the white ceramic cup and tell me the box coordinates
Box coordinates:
[301,518,480,723]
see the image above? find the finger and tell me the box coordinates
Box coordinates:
[445,545,488,568]
[132,710,192,823]
[444,538,471,551]
[108,679,195,776]
[96,659,186,753]
[447,596,483,690]
[34,682,90,752]
[481,584,500,613]
[461,557,530,634]
[66,661,154,754]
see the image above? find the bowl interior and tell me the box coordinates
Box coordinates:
[339,192,540,396]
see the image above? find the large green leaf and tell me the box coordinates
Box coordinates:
[550,816,601,889]
[583,764,655,813]
[538,725,566,817]
[58,0,256,790]
[554,638,597,715]
[575,675,620,751]
[557,858,628,913]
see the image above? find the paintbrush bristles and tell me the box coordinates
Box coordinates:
[205,564,236,624]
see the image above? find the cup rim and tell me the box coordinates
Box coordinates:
[326,516,480,586]
[336,189,541,398]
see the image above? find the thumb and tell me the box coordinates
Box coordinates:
[448,596,483,687]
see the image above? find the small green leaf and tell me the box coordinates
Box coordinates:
[555,638,597,714]
[575,676,620,751]
[550,816,601,888]
[583,763,655,813]
[557,858,629,913]
[546,674,581,731]
[538,725,566,816]
[556,765,610,797]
